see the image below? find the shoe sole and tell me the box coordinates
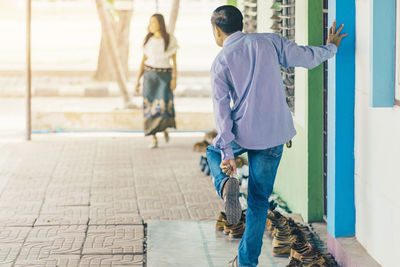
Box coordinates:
[224,178,241,225]
[272,246,291,258]
[272,252,290,258]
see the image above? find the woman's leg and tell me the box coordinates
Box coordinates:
[164,130,170,143]
[149,134,158,149]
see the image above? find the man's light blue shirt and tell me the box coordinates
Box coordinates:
[211,31,337,160]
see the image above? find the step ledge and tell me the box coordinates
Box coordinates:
[328,233,381,267]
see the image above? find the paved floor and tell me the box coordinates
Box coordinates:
[0,134,224,266]
[147,221,289,267]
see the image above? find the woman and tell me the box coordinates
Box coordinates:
[135,14,178,149]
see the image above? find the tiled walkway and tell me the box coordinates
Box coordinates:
[147,221,289,267]
[0,135,224,266]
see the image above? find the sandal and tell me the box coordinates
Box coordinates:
[229,255,239,267]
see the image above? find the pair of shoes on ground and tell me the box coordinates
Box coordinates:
[215,211,245,238]
[271,211,293,257]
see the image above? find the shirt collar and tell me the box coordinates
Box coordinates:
[223,31,244,47]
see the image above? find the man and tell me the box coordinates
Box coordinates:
[206,5,346,267]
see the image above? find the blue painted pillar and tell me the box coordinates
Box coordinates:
[327,0,356,237]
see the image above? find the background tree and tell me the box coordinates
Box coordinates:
[168,0,180,34]
[94,0,133,82]
[95,0,131,104]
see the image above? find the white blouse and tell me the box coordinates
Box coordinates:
[143,35,178,69]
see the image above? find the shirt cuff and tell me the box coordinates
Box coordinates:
[220,146,234,160]
[327,43,338,54]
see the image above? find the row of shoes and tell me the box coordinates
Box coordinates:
[243,0,257,33]
[269,193,292,214]
[266,204,338,267]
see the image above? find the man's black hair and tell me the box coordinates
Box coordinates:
[211,5,243,35]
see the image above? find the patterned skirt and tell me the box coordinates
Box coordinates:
[142,66,176,136]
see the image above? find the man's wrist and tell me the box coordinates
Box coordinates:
[327,41,338,49]
[220,147,234,160]
[327,42,338,53]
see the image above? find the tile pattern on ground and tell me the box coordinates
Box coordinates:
[14,254,81,267]
[35,206,89,226]
[0,243,23,267]
[83,225,144,254]
[0,227,31,243]
[79,255,144,267]
[0,136,224,266]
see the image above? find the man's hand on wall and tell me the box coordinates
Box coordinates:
[327,20,348,48]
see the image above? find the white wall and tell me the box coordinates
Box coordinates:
[355,1,400,266]
[257,0,272,33]
[293,0,308,127]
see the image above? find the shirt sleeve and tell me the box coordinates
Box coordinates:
[276,35,337,69]
[166,35,178,57]
[211,60,235,160]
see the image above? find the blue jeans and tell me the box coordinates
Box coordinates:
[206,142,284,267]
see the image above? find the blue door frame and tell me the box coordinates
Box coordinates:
[327,0,397,239]
[327,0,356,238]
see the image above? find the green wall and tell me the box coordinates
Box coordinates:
[227,0,237,6]
[307,0,324,222]
[274,0,324,222]
[274,123,309,219]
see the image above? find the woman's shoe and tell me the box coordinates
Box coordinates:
[148,142,158,149]
[149,136,158,149]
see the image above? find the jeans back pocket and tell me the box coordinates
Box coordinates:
[268,145,284,158]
